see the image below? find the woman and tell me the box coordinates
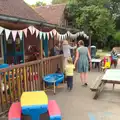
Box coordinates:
[54,43,60,55]
[111,48,118,68]
[62,40,77,66]
[74,40,92,86]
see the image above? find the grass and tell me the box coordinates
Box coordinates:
[96,50,110,59]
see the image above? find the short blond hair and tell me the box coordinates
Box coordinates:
[67,57,73,64]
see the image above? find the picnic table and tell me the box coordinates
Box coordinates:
[93,69,120,99]
[91,59,102,71]
[21,91,48,120]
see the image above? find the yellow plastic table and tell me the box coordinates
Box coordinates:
[21,91,48,120]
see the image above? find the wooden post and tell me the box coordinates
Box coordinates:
[89,33,92,55]
[40,39,44,89]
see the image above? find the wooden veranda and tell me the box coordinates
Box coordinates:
[0,55,63,114]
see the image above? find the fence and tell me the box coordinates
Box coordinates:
[0,55,63,114]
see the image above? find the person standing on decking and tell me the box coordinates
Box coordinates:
[62,40,77,67]
[54,43,60,55]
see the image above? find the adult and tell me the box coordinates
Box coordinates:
[54,43,60,55]
[62,40,77,66]
[74,40,92,86]
[111,48,118,68]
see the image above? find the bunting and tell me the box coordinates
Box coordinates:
[18,30,23,40]
[23,29,28,38]
[5,29,11,40]
[0,25,89,42]
[0,27,4,35]
[12,31,17,41]
[36,29,39,38]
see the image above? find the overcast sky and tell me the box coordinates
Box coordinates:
[24,0,52,5]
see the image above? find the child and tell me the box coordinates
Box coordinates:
[65,57,75,91]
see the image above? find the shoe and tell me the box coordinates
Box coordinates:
[67,87,70,90]
[84,83,88,86]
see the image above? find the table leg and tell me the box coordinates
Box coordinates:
[93,81,106,99]
[113,83,115,90]
[43,82,45,91]
[31,113,40,120]
[53,82,56,95]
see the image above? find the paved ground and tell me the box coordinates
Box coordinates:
[47,60,120,120]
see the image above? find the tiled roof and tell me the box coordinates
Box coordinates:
[0,0,45,22]
[35,4,66,25]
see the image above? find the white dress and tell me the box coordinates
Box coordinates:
[62,44,77,66]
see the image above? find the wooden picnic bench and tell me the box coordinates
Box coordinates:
[90,74,106,99]
[91,69,120,100]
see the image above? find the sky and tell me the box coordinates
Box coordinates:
[24,0,52,5]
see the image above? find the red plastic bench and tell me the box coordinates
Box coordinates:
[48,100,61,120]
[8,102,21,120]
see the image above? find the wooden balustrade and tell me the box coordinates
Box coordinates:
[0,55,63,113]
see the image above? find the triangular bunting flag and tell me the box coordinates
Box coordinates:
[43,32,46,40]
[47,32,49,40]
[5,29,11,40]
[39,31,43,40]
[59,35,61,41]
[28,26,33,35]
[32,27,36,35]
[67,31,70,37]
[0,27,4,35]
[36,29,39,38]
[18,30,23,40]
[56,33,60,40]
[12,31,17,41]
[52,29,57,36]
[23,28,28,38]
[62,35,65,40]
[50,31,53,38]
[61,35,63,41]
[86,36,89,39]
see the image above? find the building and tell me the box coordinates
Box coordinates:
[0,0,51,64]
[35,4,67,27]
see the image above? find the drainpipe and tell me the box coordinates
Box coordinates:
[0,14,80,32]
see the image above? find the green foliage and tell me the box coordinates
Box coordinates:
[67,0,116,41]
[52,0,68,4]
[114,32,120,41]
[31,1,46,8]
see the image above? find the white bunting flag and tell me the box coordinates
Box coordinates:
[5,29,11,40]
[18,30,23,40]
[32,27,36,35]
[59,35,61,41]
[36,29,39,38]
[39,31,43,40]
[28,26,33,35]
[43,32,46,40]
[67,31,70,37]
[52,29,57,36]
[47,32,49,40]
[0,27,4,35]
[23,28,28,38]
[12,31,17,41]
[50,31,53,38]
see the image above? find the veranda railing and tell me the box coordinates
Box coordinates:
[0,55,63,113]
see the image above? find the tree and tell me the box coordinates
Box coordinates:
[52,0,68,4]
[66,0,116,41]
[31,1,46,8]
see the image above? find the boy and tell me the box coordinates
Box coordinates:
[65,57,75,91]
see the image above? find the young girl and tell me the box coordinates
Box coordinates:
[65,57,75,91]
